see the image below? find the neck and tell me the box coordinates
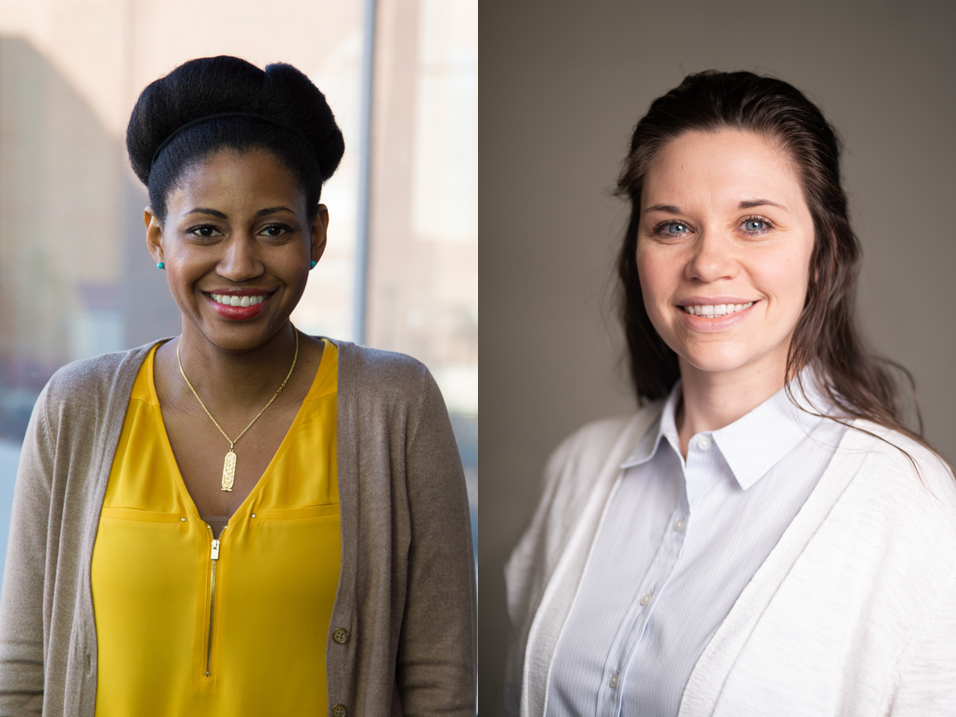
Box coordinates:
[175,322,299,412]
[676,353,788,458]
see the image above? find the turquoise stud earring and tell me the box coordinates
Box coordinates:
[157,261,165,270]
[310,260,317,269]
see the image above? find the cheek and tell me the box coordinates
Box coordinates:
[763,243,813,317]
[636,244,674,313]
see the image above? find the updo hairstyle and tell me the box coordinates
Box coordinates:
[616,70,920,440]
[127,56,344,223]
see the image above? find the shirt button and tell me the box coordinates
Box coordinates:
[674,518,685,532]
[609,673,619,688]
[697,435,712,450]
[332,705,348,717]
[332,628,350,644]
[640,593,652,606]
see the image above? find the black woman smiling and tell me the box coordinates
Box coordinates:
[0,56,476,716]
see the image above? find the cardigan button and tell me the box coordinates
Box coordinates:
[332,704,348,717]
[332,628,350,644]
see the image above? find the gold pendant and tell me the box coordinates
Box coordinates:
[221,449,236,492]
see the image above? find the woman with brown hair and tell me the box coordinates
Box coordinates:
[505,71,956,716]
[0,56,476,715]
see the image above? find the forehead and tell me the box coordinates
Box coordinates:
[169,148,304,209]
[641,129,803,210]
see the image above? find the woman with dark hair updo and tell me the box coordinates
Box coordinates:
[505,71,956,716]
[0,56,476,715]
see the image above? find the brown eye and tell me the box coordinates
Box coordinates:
[189,225,221,239]
[261,224,291,238]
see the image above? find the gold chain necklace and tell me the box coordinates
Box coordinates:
[176,329,299,492]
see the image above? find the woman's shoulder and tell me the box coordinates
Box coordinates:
[843,420,955,492]
[329,339,439,406]
[331,339,427,380]
[36,342,161,422]
[836,420,956,542]
[548,401,665,469]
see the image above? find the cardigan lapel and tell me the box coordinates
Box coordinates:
[677,420,868,717]
[521,406,664,717]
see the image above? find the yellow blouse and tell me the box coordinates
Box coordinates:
[91,340,340,715]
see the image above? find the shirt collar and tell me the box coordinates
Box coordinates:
[620,369,832,490]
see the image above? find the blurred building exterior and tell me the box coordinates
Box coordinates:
[0,0,477,570]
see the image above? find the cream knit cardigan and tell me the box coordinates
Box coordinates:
[505,406,956,717]
[0,339,477,716]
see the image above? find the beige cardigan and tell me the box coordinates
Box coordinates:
[0,339,477,716]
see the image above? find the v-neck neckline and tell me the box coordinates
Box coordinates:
[146,338,333,533]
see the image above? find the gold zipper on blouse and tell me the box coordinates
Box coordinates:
[204,525,225,677]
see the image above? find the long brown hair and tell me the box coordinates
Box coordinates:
[616,71,922,441]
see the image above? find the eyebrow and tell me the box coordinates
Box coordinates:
[184,206,295,219]
[641,199,789,215]
[738,198,789,212]
[641,204,680,215]
[186,207,227,218]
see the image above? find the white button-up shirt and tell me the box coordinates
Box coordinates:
[546,379,847,717]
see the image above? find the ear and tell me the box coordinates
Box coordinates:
[145,207,165,266]
[310,204,330,267]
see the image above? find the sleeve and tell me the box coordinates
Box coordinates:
[395,369,477,716]
[0,389,55,716]
[884,565,956,714]
[501,435,577,717]
[504,435,575,644]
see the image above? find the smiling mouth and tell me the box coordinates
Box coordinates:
[209,293,268,308]
[681,302,754,317]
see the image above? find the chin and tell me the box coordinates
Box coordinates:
[676,345,759,375]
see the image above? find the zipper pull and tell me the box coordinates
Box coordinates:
[210,539,220,560]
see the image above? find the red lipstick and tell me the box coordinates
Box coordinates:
[204,290,271,321]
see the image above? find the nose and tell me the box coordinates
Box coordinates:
[685,228,738,283]
[218,233,264,283]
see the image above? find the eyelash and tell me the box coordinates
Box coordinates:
[651,215,776,238]
[185,223,294,239]
[739,215,775,236]
[260,223,293,238]
[187,224,221,239]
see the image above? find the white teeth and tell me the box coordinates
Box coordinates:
[210,294,266,306]
[683,301,754,317]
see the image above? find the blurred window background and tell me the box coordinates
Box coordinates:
[0,0,477,582]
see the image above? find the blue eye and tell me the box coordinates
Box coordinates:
[742,218,772,234]
[651,220,692,239]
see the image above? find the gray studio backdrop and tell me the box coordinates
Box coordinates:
[481,0,956,712]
